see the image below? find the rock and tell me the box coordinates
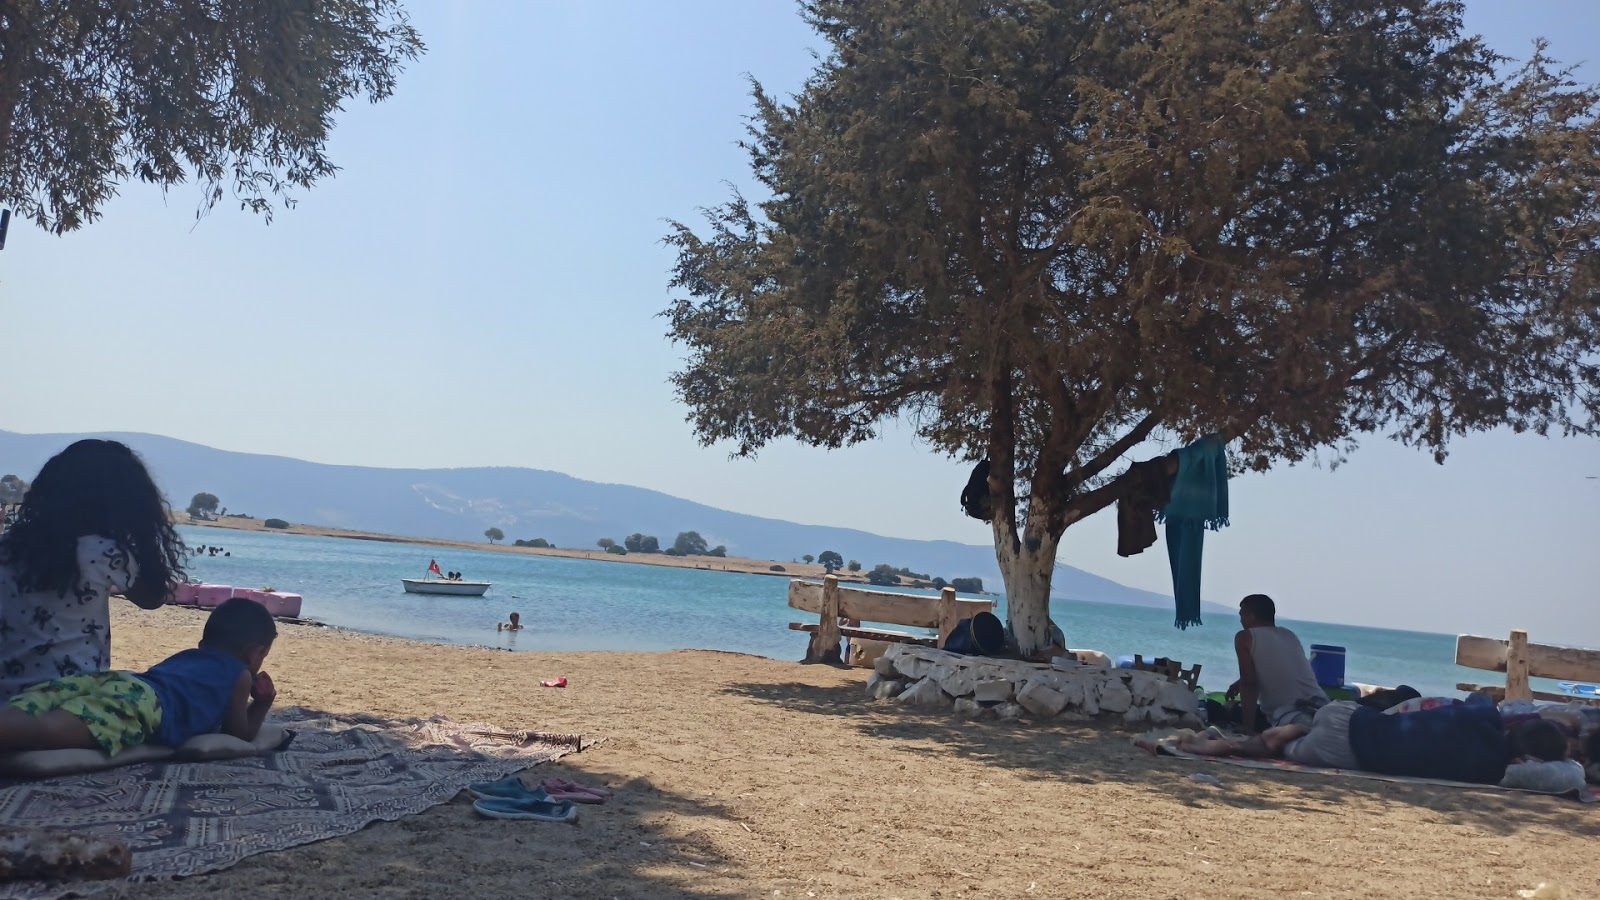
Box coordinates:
[936,668,977,698]
[994,702,1024,721]
[898,677,951,708]
[1127,670,1164,705]
[894,655,933,681]
[972,679,1014,704]
[953,698,990,719]
[873,655,898,677]
[1099,679,1134,714]
[1122,705,1151,725]
[1155,681,1200,716]
[1016,681,1069,717]
[871,678,905,700]
[1056,678,1087,709]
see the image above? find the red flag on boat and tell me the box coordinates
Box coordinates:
[429,559,442,576]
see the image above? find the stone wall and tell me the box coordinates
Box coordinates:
[868,644,1204,727]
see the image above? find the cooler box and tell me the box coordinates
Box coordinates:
[1309,644,1346,687]
[195,584,234,608]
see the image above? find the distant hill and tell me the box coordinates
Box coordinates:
[0,429,1206,612]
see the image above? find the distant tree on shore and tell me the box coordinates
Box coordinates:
[950,577,983,594]
[817,550,843,574]
[846,560,860,573]
[661,1,1600,655]
[0,475,28,507]
[0,1,423,235]
[597,538,616,551]
[624,534,660,553]
[606,545,628,556]
[484,527,504,544]
[866,564,900,586]
[187,492,220,517]
[802,554,815,565]
[708,545,727,557]
[264,518,290,530]
[933,577,948,590]
[673,531,709,555]
[515,538,552,549]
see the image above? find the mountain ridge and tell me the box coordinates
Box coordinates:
[0,429,1208,612]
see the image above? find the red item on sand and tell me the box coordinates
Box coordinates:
[542,678,567,688]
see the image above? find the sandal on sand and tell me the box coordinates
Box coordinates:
[473,796,577,823]
[468,775,548,802]
[544,778,611,798]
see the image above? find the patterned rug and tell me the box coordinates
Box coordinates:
[0,708,593,899]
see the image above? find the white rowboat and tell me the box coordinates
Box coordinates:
[401,578,491,596]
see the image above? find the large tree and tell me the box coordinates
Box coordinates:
[663,0,1600,655]
[0,0,424,233]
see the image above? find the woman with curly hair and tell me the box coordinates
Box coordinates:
[0,440,185,699]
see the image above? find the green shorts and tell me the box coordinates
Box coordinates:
[8,672,162,756]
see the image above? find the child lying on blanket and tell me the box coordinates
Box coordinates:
[1179,698,1569,784]
[0,597,277,757]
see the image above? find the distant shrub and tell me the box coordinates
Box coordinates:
[769,564,786,572]
[847,560,861,572]
[263,518,290,530]
[867,564,901,586]
[606,545,628,555]
[950,577,984,593]
[515,538,552,548]
[663,548,685,557]
[707,545,727,557]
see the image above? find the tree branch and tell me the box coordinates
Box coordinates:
[1062,412,1160,492]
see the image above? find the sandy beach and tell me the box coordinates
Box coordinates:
[186,516,919,588]
[103,604,1594,900]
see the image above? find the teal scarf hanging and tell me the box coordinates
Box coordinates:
[1157,434,1230,629]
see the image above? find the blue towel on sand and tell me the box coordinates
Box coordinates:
[1158,435,1230,629]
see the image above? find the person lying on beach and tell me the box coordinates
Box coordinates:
[0,439,186,701]
[498,612,524,632]
[1179,696,1568,784]
[0,597,277,756]
[1227,594,1328,732]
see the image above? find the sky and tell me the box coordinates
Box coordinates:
[2,1,1598,646]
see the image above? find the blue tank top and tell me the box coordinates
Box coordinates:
[134,648,245,747]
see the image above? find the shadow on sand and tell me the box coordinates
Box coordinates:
[725,675,1600,839]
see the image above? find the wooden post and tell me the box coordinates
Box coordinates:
[805,575,843,664]
[936,586,959,648]
[1505,629,1532,702]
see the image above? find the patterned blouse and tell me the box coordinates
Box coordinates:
[0,536,138,699]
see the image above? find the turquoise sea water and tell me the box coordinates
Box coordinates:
[178,526,1550,698]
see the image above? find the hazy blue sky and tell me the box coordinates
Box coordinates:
[3,1,1597,645]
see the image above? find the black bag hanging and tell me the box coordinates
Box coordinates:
[960,459,993,522]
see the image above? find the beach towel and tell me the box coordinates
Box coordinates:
[1157,435,1229,629]
[0,708,595,900]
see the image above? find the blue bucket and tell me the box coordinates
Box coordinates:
[1308,644,1346,687]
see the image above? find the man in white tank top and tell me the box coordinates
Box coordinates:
[1227,594,1327,732]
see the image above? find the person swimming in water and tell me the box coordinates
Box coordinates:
[497,612,524,632]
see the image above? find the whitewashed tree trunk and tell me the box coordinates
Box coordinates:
[992,510,1061,659]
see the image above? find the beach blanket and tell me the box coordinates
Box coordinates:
[0,708,594,899]
[1139,736,1597,803]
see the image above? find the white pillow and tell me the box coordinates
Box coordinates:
[0,724,291,778]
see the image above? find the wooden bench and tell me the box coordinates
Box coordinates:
[788,576,994,665]
[1455,629,1600,706]
[1129,654,1203,690]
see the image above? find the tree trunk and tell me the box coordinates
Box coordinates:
[992,511,1062,659]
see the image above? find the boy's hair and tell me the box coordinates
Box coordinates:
[1509,719,1568,762]
[0,439,185,597]
[1239,594,1276,623]
[202,598,278,654]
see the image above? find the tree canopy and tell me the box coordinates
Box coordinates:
[817,550,844,573]
[663,0,1600,654]
[187,492,220,516]
[673,531,710,555]
[484,527,504,544]
[0,0,424,233]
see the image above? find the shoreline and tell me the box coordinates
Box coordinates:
[180,515,911,587]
